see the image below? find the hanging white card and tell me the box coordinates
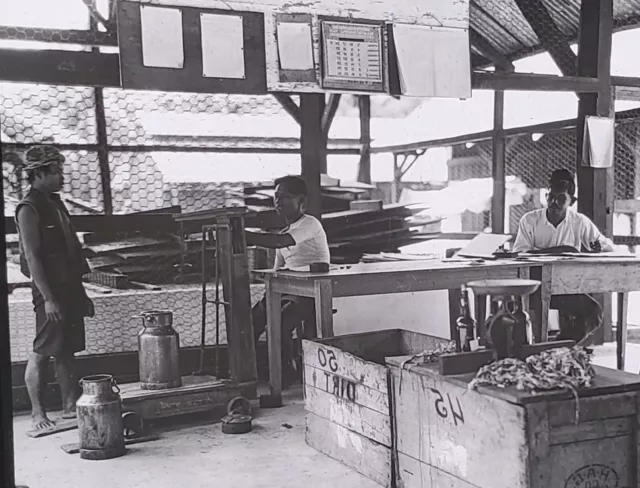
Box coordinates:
[276,21,314,71]
[200,13,245,79]
[582,116,615,168]
[140,5,184,69]
[393,24,471,99]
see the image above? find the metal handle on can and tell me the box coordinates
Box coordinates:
[111,377,121,395]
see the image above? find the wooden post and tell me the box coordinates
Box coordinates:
[94,87,113,215]
[300,93,325,218]
[357,95,372,184]
[491,82,506,234]
[576,0,614,344]
[391,153,399,203]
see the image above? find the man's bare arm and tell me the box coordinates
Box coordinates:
[17,206,57,303]
[245,230,295,249]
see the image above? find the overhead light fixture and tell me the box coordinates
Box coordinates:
[465,142,475,149]
[532,133,544,142]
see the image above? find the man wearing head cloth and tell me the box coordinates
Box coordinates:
[15,145,95,433]
[512,169,615,345]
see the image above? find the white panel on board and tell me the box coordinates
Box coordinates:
[200,13,246,79]
[393,24,471,98]
[140,5,185,69]
[276,21,314,70]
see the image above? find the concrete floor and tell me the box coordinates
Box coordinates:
[13,343,640,488]
[13,386,380,488]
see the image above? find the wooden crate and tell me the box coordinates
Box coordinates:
[302,329,449,487]
[386,357,640,488]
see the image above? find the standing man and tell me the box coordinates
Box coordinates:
[512,169,614,344]
[15,145,95,433]
[246,175,330,386]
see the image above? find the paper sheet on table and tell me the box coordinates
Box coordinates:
[140,5,184,69]
[392,24,471,98]
[200,13,245,79]
[276,22,314,70]
[457,233,512,259]
[558,252,636,258]
[582,116,615,168]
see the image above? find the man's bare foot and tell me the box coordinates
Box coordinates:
[31,413,56,431]
[61,409,77,420]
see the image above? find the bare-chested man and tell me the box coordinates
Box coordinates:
[15,145,95,433]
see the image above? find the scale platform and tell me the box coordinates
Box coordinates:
[119,375,256,421]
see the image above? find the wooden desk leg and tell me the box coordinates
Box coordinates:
[265,280,283,403]
[314,280,334,338]
[529,265,552,343]
[616,291,629,371]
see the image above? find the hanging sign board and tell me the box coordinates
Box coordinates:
[581,116,615,168]
[319,20,385,93]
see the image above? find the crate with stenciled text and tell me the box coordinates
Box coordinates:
[387,356,640,488]
[302,329,449,487]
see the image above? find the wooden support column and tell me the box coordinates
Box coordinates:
[491,80,506,234]
[391,153,400,203]
[94,87,113,214]
[576,0,614,344]
[300,93,325,218]
[357,95,372,184]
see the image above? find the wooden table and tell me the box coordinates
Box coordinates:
[530,256,640,370]
[253,260,533,402]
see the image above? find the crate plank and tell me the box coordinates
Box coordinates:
[304,384,391,446]
[547,392,638,427]
[390,365,529,488]
[303,365,389,415]
[302,340,388,394]
[306,412,391,487]
[397,452,477,488]
[548,417,633,445]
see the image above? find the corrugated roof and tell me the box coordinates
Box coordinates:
[471,0,640,66]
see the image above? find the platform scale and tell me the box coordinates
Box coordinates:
[118,207,258,422]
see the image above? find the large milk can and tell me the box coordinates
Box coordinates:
[137,310,182,390]
[77,374,126,461]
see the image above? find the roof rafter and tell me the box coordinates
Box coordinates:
[514,0,577,76]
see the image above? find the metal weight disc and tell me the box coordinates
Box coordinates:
[221,414,252,435]
[122,411,145,439]
[227,396,252,416]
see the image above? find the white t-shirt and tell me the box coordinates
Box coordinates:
[274,214,330,269]
[512,208,614,253]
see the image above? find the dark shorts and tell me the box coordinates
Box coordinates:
[32,284,86,358]
[550,293,603,343]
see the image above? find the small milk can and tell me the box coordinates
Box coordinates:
[77,374,126,461]
[136,310,182,390]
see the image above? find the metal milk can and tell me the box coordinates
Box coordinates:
[136,310,182,390]
[76,374,126,461]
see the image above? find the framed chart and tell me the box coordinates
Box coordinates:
[319,19,386,93]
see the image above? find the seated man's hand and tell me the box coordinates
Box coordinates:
[590,240,602,253]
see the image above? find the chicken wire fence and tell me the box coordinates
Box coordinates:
[447,111,640,237]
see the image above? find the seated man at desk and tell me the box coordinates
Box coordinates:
[246,175,330,386]
[512,169,615,344]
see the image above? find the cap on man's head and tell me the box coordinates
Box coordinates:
[23,145,65,172]
[274,175,307,197]
[548,168,576,195]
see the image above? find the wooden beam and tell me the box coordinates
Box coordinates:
[94,87,113,215]
[272,93,301,125]
[472,71,599,92]
[615,86,640,101]
[491,81,506,234]
[514,0,577,76]
[357,95,372,184]
[469,28,514,72]
[300,94,325,218]
[576,0,614,345]
[0,48,121,87]
[321,94,341,138]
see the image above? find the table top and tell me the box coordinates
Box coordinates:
[253,258,532,280]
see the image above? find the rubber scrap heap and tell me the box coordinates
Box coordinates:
[469,346,595,422]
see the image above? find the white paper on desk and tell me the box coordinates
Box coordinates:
[457,233,512,259]
[559,252,636,258]
[276,22,314,70]
[200,13,245,79]
[140,5,184,69]
[582,116,615,168]
[392,24,471,98]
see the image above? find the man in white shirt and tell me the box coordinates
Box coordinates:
[246,175,330,386]
[512,169,614,344]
